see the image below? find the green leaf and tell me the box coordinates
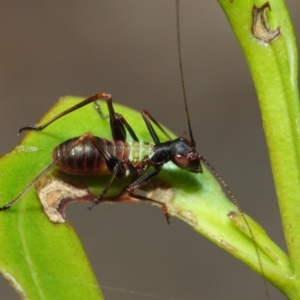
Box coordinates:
[217,0,300,297]
[0,95,292,298]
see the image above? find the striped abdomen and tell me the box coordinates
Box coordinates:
[53,137,154,176]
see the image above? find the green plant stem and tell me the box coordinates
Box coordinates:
[217,0,300,297]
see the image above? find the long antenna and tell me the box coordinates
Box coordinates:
[175,1,270,298]
[200,155,270,299]
[176,0,195,147]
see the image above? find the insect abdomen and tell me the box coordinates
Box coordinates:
[53,137,154,175]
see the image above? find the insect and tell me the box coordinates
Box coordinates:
[0,89,212,223]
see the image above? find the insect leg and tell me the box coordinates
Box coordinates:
[141,110,173,144]
[88,158,133,209]
[96,104,172,146]
[94,100,139,142]
[88,155,145,209]
[126,168,171,223]
[19,93,113,133]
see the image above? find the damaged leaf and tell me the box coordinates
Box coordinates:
[0,96,292,298]
[252,3,281,43]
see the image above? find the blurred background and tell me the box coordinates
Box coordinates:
[0,1,299,299]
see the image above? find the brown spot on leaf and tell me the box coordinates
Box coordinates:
[252,2,280,43]
[141,179,174,207]
[36,173,94,223]
[36,173,173,223]
[228,211,248,233]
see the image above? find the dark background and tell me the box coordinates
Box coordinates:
[0,1,299,299]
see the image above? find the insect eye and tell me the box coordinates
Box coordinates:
[174,154,189,167]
